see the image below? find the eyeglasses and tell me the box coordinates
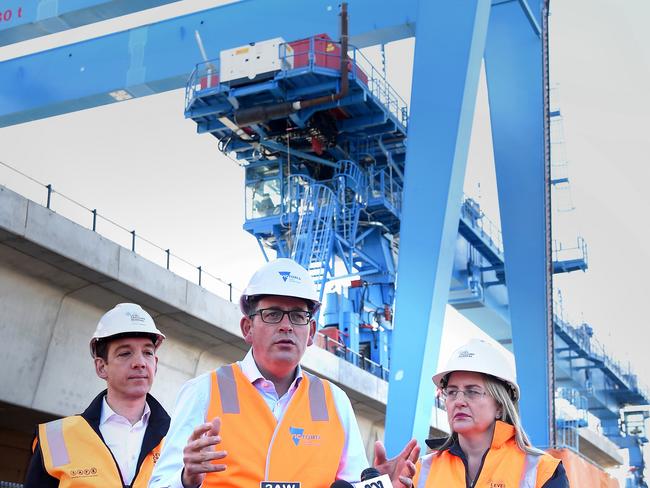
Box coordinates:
[249,308,312,326]
[441,388,488,402]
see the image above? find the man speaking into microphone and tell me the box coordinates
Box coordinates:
[150,259,419,488]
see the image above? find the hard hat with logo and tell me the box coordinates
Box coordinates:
[432,338,520,400]
[90,303,165,357]
[239,258,320,314]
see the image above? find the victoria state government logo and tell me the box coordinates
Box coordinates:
[289,426,321,446]
[69,467,98,478]
[278,271,302,284]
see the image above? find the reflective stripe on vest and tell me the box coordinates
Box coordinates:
[214,366,329,421]
[217,364,240,414]
[520,454,541,488]
[416,454,434,488]
[305,371,329,421]
[45,419,70,467]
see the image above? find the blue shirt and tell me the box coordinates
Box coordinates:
[149,349,370,487]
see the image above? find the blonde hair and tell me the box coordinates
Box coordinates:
[436,373,544,456]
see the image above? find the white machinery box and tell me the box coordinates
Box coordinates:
[220,37,293,85]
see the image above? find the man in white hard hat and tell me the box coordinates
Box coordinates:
[150,258,419,488]
[25,303,170,488]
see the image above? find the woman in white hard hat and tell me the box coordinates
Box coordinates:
[25,303,170,488]
[413,339,569,488]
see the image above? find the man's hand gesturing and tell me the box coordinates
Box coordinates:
[181,417,227,488]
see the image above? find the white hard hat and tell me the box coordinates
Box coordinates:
[432,338,520,401]
[239,258,320,314]
[90,303,165,357]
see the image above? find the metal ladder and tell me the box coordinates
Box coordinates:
[333,160,367,271]
[291,178,336,298]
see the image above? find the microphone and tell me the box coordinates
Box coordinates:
[330,481,354,488]
[361,468,381,481]
[352,468,393,488]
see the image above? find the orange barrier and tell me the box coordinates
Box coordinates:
[547,448,619,488]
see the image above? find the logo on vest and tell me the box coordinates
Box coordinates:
[289,426,321,446]
[260,482,300,488]
[489,482,506,488]
[69,467,98,478]
[153,451,161,464]
[278,271,301,284]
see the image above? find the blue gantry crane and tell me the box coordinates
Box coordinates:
[185,5,405,375]
[3,0,648,480]
[0,0,557,452]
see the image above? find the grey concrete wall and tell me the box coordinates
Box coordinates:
[0,249,246,416]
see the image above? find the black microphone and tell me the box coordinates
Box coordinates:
[360,468,381,481]
[352,467,394,488]
[330,480,354,488]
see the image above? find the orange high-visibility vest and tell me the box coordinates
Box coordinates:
[414,421,560,488]
[38,416,162,488]
[203,363,345,488]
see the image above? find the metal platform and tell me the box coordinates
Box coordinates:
[185,37,407,179]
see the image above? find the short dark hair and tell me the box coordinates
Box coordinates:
[242,295,266,316]
[94,333,157,362]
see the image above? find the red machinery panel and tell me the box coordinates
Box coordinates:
[290,33,341,70]
[200,74,219,90]
[288,34,369,85]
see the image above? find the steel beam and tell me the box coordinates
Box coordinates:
[0,1,183,46]
[484,0,552,447]
[0,0,416,127]
[384,0,490,456]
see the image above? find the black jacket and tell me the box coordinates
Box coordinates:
[24,390,170,488]
[424,437,569,488]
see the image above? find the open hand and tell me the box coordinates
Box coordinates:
[181,417,227,488]
[373,438,420,487]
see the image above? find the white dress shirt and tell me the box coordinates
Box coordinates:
[149,349,370,488]
[99,397,150,485]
